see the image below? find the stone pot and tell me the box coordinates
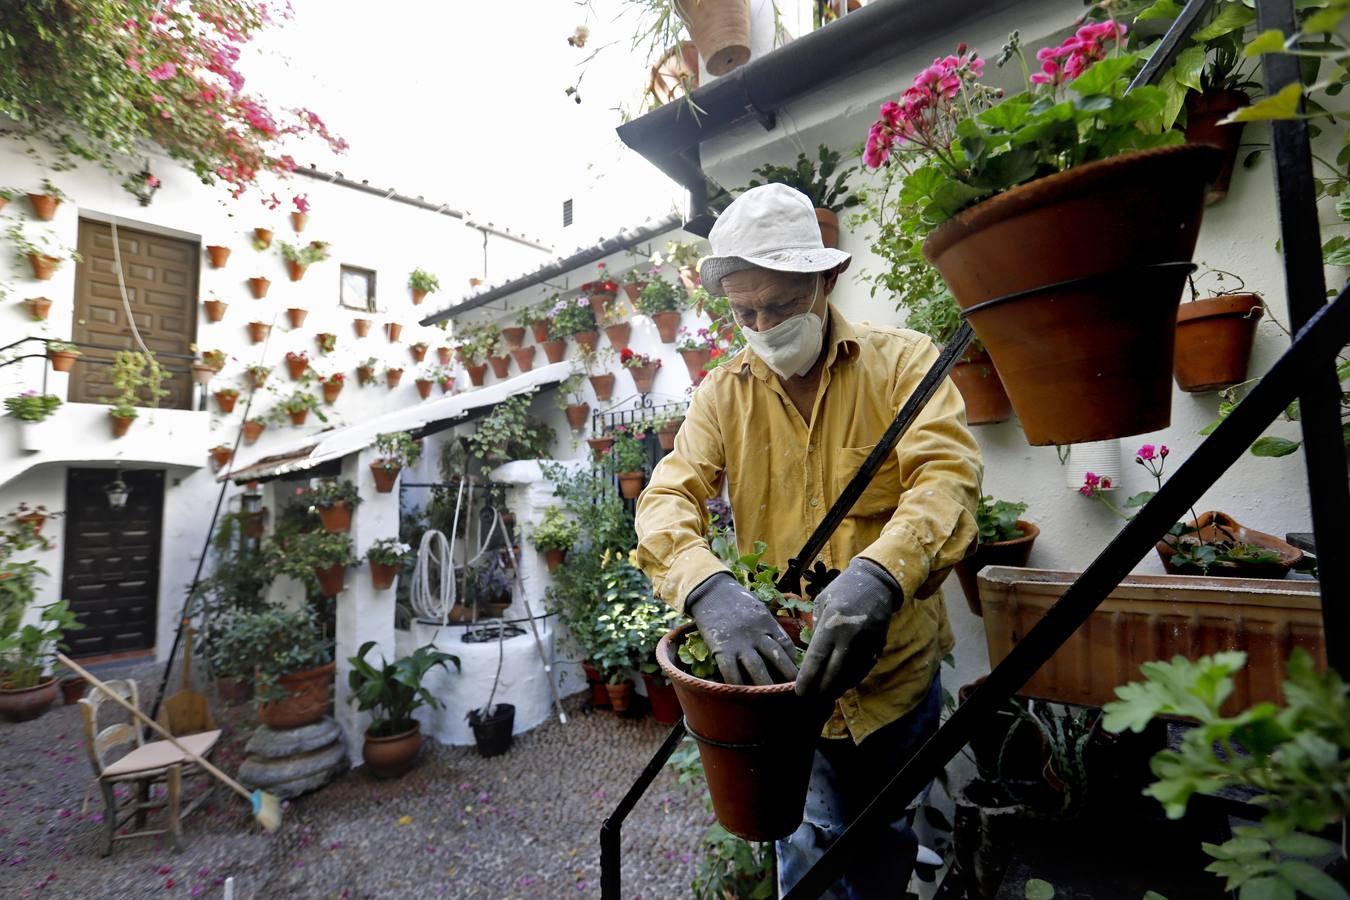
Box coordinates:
[317,501,352,534]
[606,680,634,714]
[1184,89,1249,205]
[604,322,632,353]
[500,326,526,350]
[510,346,535,373]
[466,363,488,386]
[248,276,270,299]
[353,318,372,338]
[363,721,422,778]
[206,245,231,268]
[589,373,616,402]
[1173,294,1264,393]
[259,661,335,731]
[679,0,751,76]
[923,145,1220,446]
[565,402,591,432]
[541,340,567,364]
[415,378,433,399]
[815,207,840,248]
[618,471,646,499]
[543,548,566,572]
[652,311,682,343]
[1154,510,1303,579]
[0,677,59,722]
[203,298,228,322]
[370,561,400,590]
[954,521,1039,617]
[370,461,401,493]
[949,348,1013,426]
[642,673,683,726]
[468,703,515,757]
[488,354,511,379]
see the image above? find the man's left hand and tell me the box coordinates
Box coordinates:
[795,558,902,701]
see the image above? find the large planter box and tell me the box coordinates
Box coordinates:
[979,567,1325,711]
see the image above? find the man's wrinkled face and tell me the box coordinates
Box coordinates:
[723,268,831,333]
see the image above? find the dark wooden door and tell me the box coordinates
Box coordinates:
[70,220,198,410]
[61,468,165,657]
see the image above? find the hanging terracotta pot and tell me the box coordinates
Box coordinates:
[922,145,1219,446]
[1154,511,1303,579]
[510,346,536,373]
[680,348,712,384]
[411,288,427,306]
[643,673,683,726]
[353,318,372,338]
[355,365,374,386]
[679,265,701,296]
[466,363,488,387]
[544,548,566,572]
[604,322,632,353]
[24,297,52,321]
[386,368,404,389]
[565,402,591,431]
[587,291,615,321]
[370,462,402,493]
[606,681,634,714]
[676,0,751,76]
[285,356,309,380]
[290,211,309,233]
[47,347,79,372]
[657,623,830,841]
[386,322,403,343]
[436,346,452,366]
[415,378,433,399]
[243,419,266,444]
[488,354,511,379]
[203,298,228,322]
[28,254,59,281]
[1173,294,1264,393]
[530,320,551,343]
[27,193,60,221]
[192,362,217,386]
[589,373,616,402]
[254,227,273,249]
[948,348,1013,426]
[214,390,238,413]
[370,561,400,591]
[206,245,231,268]
[247,321,271,344]
[574,330,599,352]
[501,326,527,350]
[617,471,646,499]
[658,417,684,451]
[587,436,614,461]
[247,367,269,389]
[623,281,649,303]
[318,501,352,534]
[719,323,736,344]
[541,339,567,364]
[110,413,135,438]
[287,260,307,282]
[815,208,840,249]
[652,312,682,343]
[0,195,7,214]
[1184,89,1250,205]
[288,409,309,426]
[286,307,308,328]
[322,380,343,404]
[954,521,1039,617]
[210,445,234,469]
[248,276,270,299]
[629,363,659,394]
[439,377,454,394]
[408,344,428,364]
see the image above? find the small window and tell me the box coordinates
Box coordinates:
[340,265,377,311]
[562,198,573,228]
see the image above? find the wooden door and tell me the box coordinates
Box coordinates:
[70,220,198,410]
[61,468,165,657]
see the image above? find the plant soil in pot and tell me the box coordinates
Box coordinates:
[466,363,488,386]
[468,703,515,757]
[27,193,60,220]
[363,721,421,778]
[353,318,372,337]
[589,373,615,402]
[617,471,646,499]
[206,245,231,268]
[1173,294,1263,392]
[543,548,566,571]
[949,348,1013,426]
[923,145,1220,446]
[203,298,228,322]
[955,521,1039,617]
[1184,89,1249,205]
[488,354,511,379]
[510,346,535,373]
[606,681,634,714]
[1154,510,1303,579]
[318,501,352,534]
[370,561,400,590]
[565,402,591,431]
[657,623,830,841]
[370,462,401,493]
[541,339,567,364]
[651,311,682,343]
[286,307,308,328]
[815,208,840,248]
[605,322,632,352]
[258,661,335,730]
[59,675,87,705]
[25,297,52,320]
[248,276,270,299]
[642,673,683,726]
[0,677,59,722]
[678,0,751,76]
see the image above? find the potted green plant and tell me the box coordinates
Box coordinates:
[581,261,620,320]
[370,431,422,493]
[549,294,599,351]
[266,530,357,598]
[6,222,81,280]
[745,144,861,248]
[4,391,61,423]
[0,597,81,722]
[101,350,169,438]
[45,340,80,373]
[465,394,556,469]
[277,239,330,281]
[530,506,579,572]
[675,327,715,385]
[578,342,617,401]
[243,417,266,444]
[408,268,439,306]
[953,495,1038,617]
[634,275,686,343]
[225,604,334,729]
[26,178,67,220]
[246,363,271,389]
[558,375,591,432]
[355,358,378,387]
[455,321,499,386]
[284,350,310,380]
[608,426,649,499]
[1173,270,1264,393]
[366,538,413,590]
[865,29,1217,446]
[276,390,326,427]
[594,555,680,713]
[620,348,662,394]
[347,641,460,777]
[307,478,363,533]
[319,371,344,404]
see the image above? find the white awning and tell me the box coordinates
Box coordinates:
[222,361,575,483]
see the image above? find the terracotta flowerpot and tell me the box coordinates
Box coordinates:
[313,563,346,597]
[439,378,454,394]
[629,363,659,394]
[679,0,751,76]
[954,521,1039,617]
[353,318,372,338]
[415,378,433,399]
[287,260,307,282]
[1173,294,1264,392]
[285,356,308,380]
[243,508,266,538]
[243,420,265,444]
[466,363,488,386]
[370,561,400,590]
[436,346,452,365]
[510,346,535,373]
[288,409,309,426]
[948,348,1013,426]
[317,501,352,534]
[215,677,252,705]
[27,193,59,221]
[248,276,270,299]
[643,673,683,726]
[110,413,135,438]
[206,245,231,268]
[0,678,59,722]
[587,436,614,461]
[657,418,684,451]
[530,320,550,343]
[657,623,830,841]
[606,681,634,714]
[501,326,527,350]
[60,675,87,706]
[254,227,273,249]
[604,322,632,353]
[370,462,401,493]
[565,402,591,432]
[1184,89,1249,205]
[679,265,701,296]
[203,298,228,322]
[589,373,616,402]
[290,211,308,233]
[582,662,611,708]
[618,470,646,499]
[1154,511,1303,579]
[815,208,840,249]
[247,368,269,388]
[541,339,567,364]
[543,548,566,572]
[190,361,216,386]
[386,322,403,343]
[923,145,1220,446]
[286,307,308,328]
[574,330,599,352]
[411,288,427,306]
[25,297,52,320]
[488,354,511,379]
[651,311,682,343]
[355,365,374,386]
[322,381,343,404]
[14,512,44,535]
[409,344,428,363]
[28,255,59,281]
[258,661,334,730]
[363,722,421,778]
[210,446,233,469]
[48,349,78,372]
[587,291,616,321]
[215,391,238,413]
[386,369,404,389]
[680,348,712,383]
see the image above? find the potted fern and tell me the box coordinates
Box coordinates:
[347,641,460,778]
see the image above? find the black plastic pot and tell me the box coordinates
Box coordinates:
[468,703,515,757]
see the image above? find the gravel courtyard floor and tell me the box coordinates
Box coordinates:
[0,662,708,899]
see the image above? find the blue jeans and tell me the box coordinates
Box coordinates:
[776,675,942,899]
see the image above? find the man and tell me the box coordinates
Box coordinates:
[634,183,982,897]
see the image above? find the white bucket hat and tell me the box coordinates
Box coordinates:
[699,183,852,297]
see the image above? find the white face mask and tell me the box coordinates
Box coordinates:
[741,276,824,378]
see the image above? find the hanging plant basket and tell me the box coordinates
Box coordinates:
[353,318,372,338]
[317,501,353,534]
[510,346,535,373]
[28,254,60,281]
[23,295,52,319]
[415,378,433,399]
[587,436,614,461]
[466,363,488,387]
[110,413,135,438]
[657,417,685,451]
[629,363,659,394]
[589,373,616,402]
[370,462,402,493]
[1184,89,1250,205]
[488,354,511,380]
[622,282,648,303]
[948,348,1013,426]
[954,521,1039,617]
[501,326,526,350]
[541,340,567,364]
[203,298,228,322]
[676,0,751,76]
[617,471,646,499]
[651,312,682,343]
[386,322,403,343]
[285,356,309,380]
[370,561,400,591]
[206,245,231,268]
[530,320,550,343]
[565,402,591,431]
[243,419,266,444]
[409,344,428,364]
[1173,294,1264,393]
[574,330,599,353]
[604,322,632,353]
[322,381,343,404]
[288,409,309,426]
[47,348,79,372]
[254,227,273,249]
[436,346,452,366]
[286,307,308,329]
[248,276,271,299]
[210,445,233,470]
[815,208,840,249]
[214,390,238,414]
[27,193,60,221]
[290,212,309,233]
[922,145,1219,446]
[386,369,404,389]
[191,362,217,386]
[286,260,307,282]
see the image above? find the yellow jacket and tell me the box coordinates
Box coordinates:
[635,304,983,742]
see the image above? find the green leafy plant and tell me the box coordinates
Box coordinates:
[0,598,81,689]
[347,641,461,736]
[634,275,686,316]
[408,268,440,294]
[530,506,579,553]
[548,294,599,339]
[6,221,81,266]
[514,302,544,328]
[277,239,330,266]
[264,529,357,591]
[46,340,79,355]
[454,321,500,364]
[274,389,328,423]
[1104,650,1350,900]
[594,553,679,683]
[745,144,862,212]
[976,495,1027,543]
[4,392,61,422]
[607,426,648,472]
[366,537,413,567]
[214,603,332,702]
[466,394,555,466]
[306,478,362,511]
[374,431,422,470]
[102,349,169,420]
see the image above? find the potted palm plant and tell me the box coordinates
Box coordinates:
[0,596,81,722]
[745,145,862,248]
[366,538,413,590]
[347,642,460,778]
[954,496,1038,616]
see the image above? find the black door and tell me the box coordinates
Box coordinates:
[61,469,165,657]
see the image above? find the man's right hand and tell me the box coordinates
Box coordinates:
[686,573,799,686]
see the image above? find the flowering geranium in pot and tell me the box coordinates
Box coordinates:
[5,391,61,424]
[675,327,716,385]
[634,275,686,343]
[409,268,439,306]
[863,27,1219,445]
[608,426,649,499]
[308,478,363,533]
[269,529,358,598]
[284,350,310,380]
[529,505,579,572]
[347,641,459,778]
[620,348,662,394]
[320,371,345,404]
[214,386,240,413]
[581,261,620,320]
[558,375,591,432]
[276,390,326,427]
[953,496,1038,616]
[355,358,378,387]
[366,538,413,590]
[370,431,421,493]
[549,295,599,353]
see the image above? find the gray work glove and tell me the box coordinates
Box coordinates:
[686,573,799,686]
[795,558,903,701]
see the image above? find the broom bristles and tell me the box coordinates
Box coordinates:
[250,789,283,832]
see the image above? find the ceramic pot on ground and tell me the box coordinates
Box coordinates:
[468,704,515,757]
[1173,294,1264,392]
[370,561,400,590]
[815,208,840,248]
[510,346,535,373]
[543,548,566,572]
[651,312,682,343]
[206,245,231,268]
[110,413,135,438]
[317,501,352,534]
[1154,510,1302,579]
[679,0,751,75]
[0,678,59,722]
[60,675,87,705]
[605,322,632,353]
[922,145,1220,446]
[1184,89,1249,205]
[582,662,610,708]
[488,355,511,379]
[370,462,401,493]
[618,471,646,499]
[589,373,616,402]
[949,348,1013,426]
[353,318,372,338]
[565,402,591,432]
[203,299,228,322]
[466,363,488,387]
[954,521,1039,617]
[248,277,270,299]
[258,661,335,730]
[574,330,599,353]
[606,681,634,714]
[541,340,567,364]
[642,673,683,726]
[363,722,422,778]
[657,623,830,841]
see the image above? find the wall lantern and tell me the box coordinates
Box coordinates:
[104,473,131,510]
